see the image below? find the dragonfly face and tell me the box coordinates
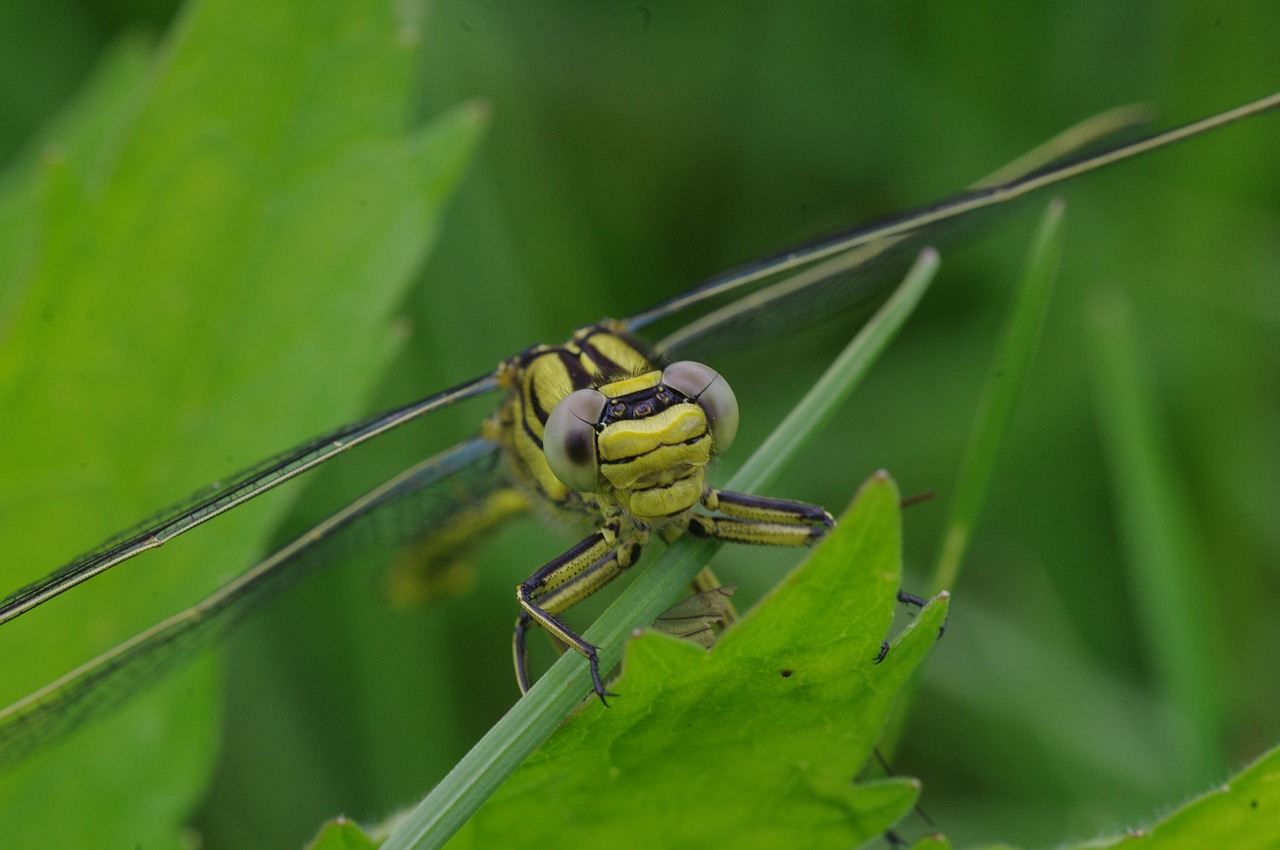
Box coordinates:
[546,365,719,518]
[490,322,831,698]
[494,322,738,522]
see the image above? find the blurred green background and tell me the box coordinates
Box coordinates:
[0,1,1276,848]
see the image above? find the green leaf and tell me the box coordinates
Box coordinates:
[305,817,380,850]
[0,33,155,312]
[449,473,948,849]
[1054,744,1280,850]
[0,0,484,846]
[907,836,955,850]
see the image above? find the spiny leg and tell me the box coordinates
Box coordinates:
[700,491,929,613]
[689,488,834,546]
[654,525,741,628]
[653,579,738,646]
[514,521,645,702]
[697,489,930,663]
[385,487,530,609]
[679,488,832,644]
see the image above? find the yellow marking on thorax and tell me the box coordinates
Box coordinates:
[526,361,572,430]
[586,330,654,374]
[599,370,661,398]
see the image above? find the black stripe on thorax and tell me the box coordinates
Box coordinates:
[553,348,593,396]
[575,326,662,385]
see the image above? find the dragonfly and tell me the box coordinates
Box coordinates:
[1,91,1277,770]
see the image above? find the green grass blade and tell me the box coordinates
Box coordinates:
[1085,290,1226,785]
[932,200,1067,593]
[380,248,941,850]
[880,201,1065,763]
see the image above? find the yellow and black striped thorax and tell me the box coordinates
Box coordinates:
[490,322,726,524]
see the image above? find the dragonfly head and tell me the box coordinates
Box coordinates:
[544,361,739,519]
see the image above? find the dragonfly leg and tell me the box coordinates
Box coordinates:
[877,589,939,663]
[385,487,530,610]
[686,564,739,629]
[514,520,646,702]
[696,489,930,663]
[653,579,738,647]
[897,589,927,608]
[690,489,834,546]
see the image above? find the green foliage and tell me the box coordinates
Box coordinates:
[908,837,955,850]
[932,201,1066,593]
[447,475,946,850]
[306,818,379,850]
[1,1,1277,849]
[0,0,483,847]
[881,200,1066,762]
[382,252,941,850]
[1066,745,1280,850]
[967,744,1280,850]
[1086,292,1225,781]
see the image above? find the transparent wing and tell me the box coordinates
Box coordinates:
[0,372,501,626]
[623,94,1280,359]
[0,436,507,769]
[6,94,1275,628]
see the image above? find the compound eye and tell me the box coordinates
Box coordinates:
[544,388,607,491]
[662,361,739,453]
